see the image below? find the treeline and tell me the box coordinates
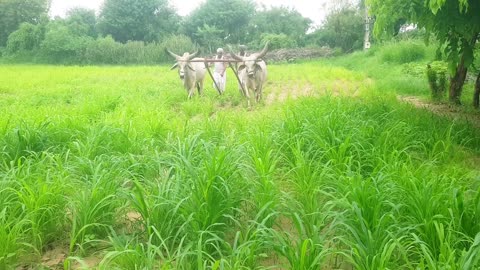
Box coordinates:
[0,0,366,64]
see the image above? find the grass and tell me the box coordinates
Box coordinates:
[0,40,479,269]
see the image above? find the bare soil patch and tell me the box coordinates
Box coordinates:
[398,95,480,128]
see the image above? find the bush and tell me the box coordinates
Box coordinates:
[260,33,297,50]
[161,34,196,55]
[427,61,448,100]
[395,28,427,41]
[380,41,427,64]
[84,36,121,64]
[5,23,45,54]
[40,23,92,64]
[307,7,364,53]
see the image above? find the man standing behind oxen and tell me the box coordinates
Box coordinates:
[212,48,228,94]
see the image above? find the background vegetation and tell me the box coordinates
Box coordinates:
[0,0,479,268]
[0,0,365,64]
[0,40,479,269]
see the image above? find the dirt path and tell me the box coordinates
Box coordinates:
[398,95,480,128]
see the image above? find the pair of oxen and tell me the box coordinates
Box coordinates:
[167,43,268,103]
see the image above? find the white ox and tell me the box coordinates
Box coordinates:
[167,50,207,98]
[230,43,269,104]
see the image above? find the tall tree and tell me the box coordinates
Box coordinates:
[0,0,50,46]
[368,0,480,104]
[98,0,179,43]
[183,0,255,46]
[65,7,97,38]
[249,6,312,47]
[309,7,364,52]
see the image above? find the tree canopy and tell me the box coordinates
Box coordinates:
[368,0,480,103]
[309,7,364,52]
[183,0,256,46]
[65,7,97,38]
[98,0,180,42]
[0,0,50,46]
[249,7,312,47]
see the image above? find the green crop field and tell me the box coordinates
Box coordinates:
[1,43,479,269]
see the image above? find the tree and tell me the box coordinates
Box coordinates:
[40,21,93,63]
[0,0,50,46]
[249,6,312,47]
[65,7,97,38]
[5,22,46,54]
[98,0,180,43]
[309,7,364,52]
[368,0,480,105]
[183,0,256,46]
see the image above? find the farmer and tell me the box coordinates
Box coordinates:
[212,48,228,94]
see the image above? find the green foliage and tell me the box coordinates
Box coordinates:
[427,63,447,100]
[249,6,312,47]
[39,23,93,64]
[368,0,480,103]
[161,34,196,55]
[0,59,479,269]
[5,22,45,54]
[0,0,49,46]
[83,35,192,65]
[380,41,427,64]
[65,7,97,38]
[98,0,180,43]
[84,36,122,64]
[309,7,364,52]
[183,0,256,45]
[260,33,297,50]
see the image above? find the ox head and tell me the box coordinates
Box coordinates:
[167,49,199,80]
[230,42,269,78]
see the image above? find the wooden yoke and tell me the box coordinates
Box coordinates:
[201,58,248,96]
[204,60,222,95]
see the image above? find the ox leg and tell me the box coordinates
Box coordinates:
[243,86,251,107]
[197,81,204,96]
[188,87,195,99]
[256,86,263,103]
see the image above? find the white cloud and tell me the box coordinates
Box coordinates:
[49,0,330,26]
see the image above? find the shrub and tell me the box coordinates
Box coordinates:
[84,35,122,64]
[260,33,297,50]
[427,61,448,100]
[161,34,196,55]
[40,23,92,64]
[5,23,45,54]
[308,7,364,53]
[380,41,427,64]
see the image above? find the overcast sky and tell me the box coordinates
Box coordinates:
[49,0,334,27]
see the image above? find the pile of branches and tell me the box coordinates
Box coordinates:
[263,47,334,62]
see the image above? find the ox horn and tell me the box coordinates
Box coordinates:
[188,50,199,60]
[230,52,244,61]
[166,49,181,60]
[257,41,269,59]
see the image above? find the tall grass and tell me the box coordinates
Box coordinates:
[0,46,479,269]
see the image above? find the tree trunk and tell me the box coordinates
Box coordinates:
[474,71,480,109]
[449,54,468,104]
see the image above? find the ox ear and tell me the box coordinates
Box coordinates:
[170,63,178,70]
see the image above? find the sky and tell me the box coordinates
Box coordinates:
[49,0,333,27]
